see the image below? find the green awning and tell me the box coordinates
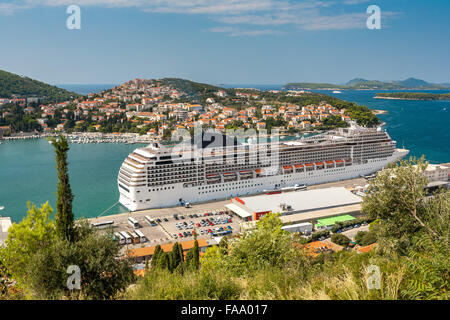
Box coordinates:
[316,214,356,227]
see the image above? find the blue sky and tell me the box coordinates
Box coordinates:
[0,0,449,85]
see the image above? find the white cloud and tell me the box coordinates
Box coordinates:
[209,26,281,36]
[1,0,401,35]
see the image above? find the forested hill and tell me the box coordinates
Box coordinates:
[0,70,79,103]
[159,78,225,97]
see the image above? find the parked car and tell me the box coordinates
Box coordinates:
[178,233,183,238]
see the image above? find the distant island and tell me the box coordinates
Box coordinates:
[284,77,450,91]
[374,92,450,101]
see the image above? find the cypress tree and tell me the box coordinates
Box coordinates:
[48,135,75,242]
[171,242,182,270]
[178,242,184,264]
[192,239,200,270]
[157,252,169,270]
[184,249,193,269]
[152,245,162,268]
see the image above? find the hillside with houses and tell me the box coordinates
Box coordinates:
[0,77,378,139]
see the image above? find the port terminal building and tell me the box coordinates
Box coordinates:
[226,187,363,227]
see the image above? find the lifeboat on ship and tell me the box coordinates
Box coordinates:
[305,163,314,171]
[335,159,344,167]
[223,171,237,181]
[206,173,221,184]
[294,164,305,172]
[239,170,253,179]
[255,168,266,177]
[315,162,324,170]
[325,160,335,168]
[282,165,293,174]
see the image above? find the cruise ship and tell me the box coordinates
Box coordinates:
[118,124,409,211]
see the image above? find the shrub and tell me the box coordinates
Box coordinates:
[354,230,378,246]
[331,234,351,247]
[311,230,330,241]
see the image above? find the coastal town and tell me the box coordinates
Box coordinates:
[0,78,371,141]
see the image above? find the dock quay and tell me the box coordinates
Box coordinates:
[88,176,369,254]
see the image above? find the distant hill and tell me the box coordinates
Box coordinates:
[159,78,224,97]
[284,78,450,90]
[0,70,79,103]
[395,77,429,88]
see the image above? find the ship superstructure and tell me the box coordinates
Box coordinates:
[118,124,409,211]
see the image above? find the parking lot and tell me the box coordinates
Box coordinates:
[163,211,237,240]
[89,176,370,251]
[91,205,242,251]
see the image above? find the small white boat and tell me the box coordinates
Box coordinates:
[0,206,4,211]
[333,90,342,94]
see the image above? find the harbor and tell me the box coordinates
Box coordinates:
[1,132,156,144]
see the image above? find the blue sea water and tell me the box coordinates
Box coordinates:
[312,90,450,164]
[1,85,449,222]
[0,140,145,222]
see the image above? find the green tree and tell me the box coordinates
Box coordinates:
[362,157,434,253]
[170,242,183,272]
[151,245,162,268]
[354,231,377,246]
[227,213,295,273]
[331,233,351,247]
[219,237,229,256]
[48,135,75,242]
[26,222,135,299]
[0,202,56,290]
[157,252,170,270]
[192,240,200,270]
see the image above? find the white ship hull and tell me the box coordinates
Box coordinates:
[119,149,408,211]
